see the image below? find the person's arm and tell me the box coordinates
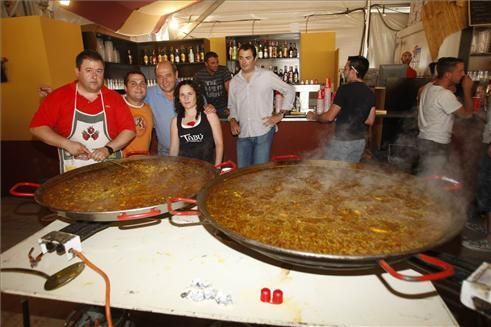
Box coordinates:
[454,106,473,119]
[227,79,240,135]
[30,125,90,157]
[224,79,230,94]
[461,75,474,113]
[307,104,341,123]
[271,74,295,111]
[169,117,179,157]
[207,112,224,165]
[364,106,376,126]
[90,129,135,161]
[229,118,240,135]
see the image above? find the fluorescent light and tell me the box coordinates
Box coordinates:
[169,16,179,29]
[59,0,70,6]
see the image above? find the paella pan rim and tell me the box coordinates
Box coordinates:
[34,156,218,221]
[197,160,466,267]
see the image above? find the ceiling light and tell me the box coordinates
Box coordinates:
[169,16,179,29]
[59,0,70,6]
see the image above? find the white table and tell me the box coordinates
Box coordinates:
[1,218,458,326]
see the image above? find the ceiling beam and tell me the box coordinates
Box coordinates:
[182,0,225,38]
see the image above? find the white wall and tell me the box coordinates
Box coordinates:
[438,31,462,58]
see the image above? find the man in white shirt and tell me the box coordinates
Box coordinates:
[417,57,473,175]
[228,43,295,168]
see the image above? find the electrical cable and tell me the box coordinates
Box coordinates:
[372,5,403,32]
[71,249,113,327]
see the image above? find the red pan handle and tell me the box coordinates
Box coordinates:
[378,253,454,281]
[424,175,462,192]
[125,151,150,158]
[215,160,237,175]
[117,208,161,221]
[9,182,41,197]
[167,197,200,216]
[272,154,301,162]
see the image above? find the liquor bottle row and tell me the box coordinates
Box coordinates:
[141,46,206,66]
[104,77,194,90]
[227,40,299,61]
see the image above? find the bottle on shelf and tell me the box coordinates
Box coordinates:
[263,41,269,59]
[293,43,298,58]
[293,66,299,84]
[231,41,237,61]
[316,89,325,115]
[324,78,332,112]
[278,68,284,80]
[152,49,157,65]
[180,46,186,63]
[278,42,283,58]
[163,47,168,62]
[199,45,205,62]
[157,48,163,63]
[290,66,295,84]
[258,42,263,59]
[174,47,180,64]
[189,47,195,63]
[289,43,294,58]
[127,49,133,65]
[283,41,288,58]
[195,45,201,62]
[143,50,149,65]
[169,46,175,63]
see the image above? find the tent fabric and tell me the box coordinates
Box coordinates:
[52,0,409,67]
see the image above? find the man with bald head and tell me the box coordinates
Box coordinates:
[146,61,216,156]
[401,51,417,78]
[145,61,179,155]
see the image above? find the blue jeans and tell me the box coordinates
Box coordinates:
[237,128,275,168]
[325,138,366,163]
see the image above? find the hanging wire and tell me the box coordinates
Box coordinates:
[372,5,403,32]
[305,15,311,33]
[252,19,255,35]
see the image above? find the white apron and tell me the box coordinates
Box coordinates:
[58,85,122,173]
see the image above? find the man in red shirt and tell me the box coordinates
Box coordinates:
[401,51,417,78]
[30,50,135,173]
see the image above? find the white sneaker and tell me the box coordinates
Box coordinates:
[462,239,491,252]
[464,222,487,234]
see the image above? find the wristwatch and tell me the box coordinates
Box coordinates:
[104,145,114,155]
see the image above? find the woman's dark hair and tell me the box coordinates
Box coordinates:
[174,80,204,120]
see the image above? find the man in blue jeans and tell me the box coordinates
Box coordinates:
[228,43,295,168]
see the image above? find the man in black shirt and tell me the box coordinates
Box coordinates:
[194,51,232,119]
[307,55,376,162]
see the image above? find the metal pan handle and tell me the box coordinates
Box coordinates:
[167,197,200,216]
[424,176,462,192]
[378,254,454,281]
[215,160,237,175]
[9,182,41,197]
[117,208,161,221]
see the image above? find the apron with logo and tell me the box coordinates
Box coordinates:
[58,85,122,173]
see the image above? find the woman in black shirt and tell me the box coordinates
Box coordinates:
[169,80,223,165]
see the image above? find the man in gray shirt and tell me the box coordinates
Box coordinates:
[194,51,232,119]
[228,43,295,168]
